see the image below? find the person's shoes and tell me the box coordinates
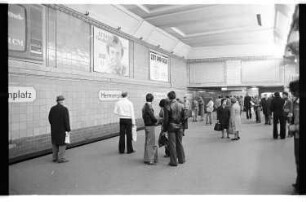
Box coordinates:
[145,161,155,165]
[280,137,285,139]
[57,159,69,163]
[221,136,224,139]
[237,137,240,140]
[168,163,177,167]
[52,159,58,162]
[179,161,185,164]
[127,150,135,154]
[231,138,237,141]
[227,136,230,139]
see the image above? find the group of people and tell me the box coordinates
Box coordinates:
[190,97,214,125]
[243,91,294,139]
[114,91,187,167]
[215,96,242,140]
[48,79,301,193]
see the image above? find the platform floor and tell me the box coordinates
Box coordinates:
[9,115,296,195]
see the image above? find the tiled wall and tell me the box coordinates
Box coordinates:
[9,44,188,162]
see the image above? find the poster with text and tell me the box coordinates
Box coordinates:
[8,5,26,51]
[94,27,129,77]
[150,51,169,82]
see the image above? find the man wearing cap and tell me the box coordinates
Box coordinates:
[48,95,71,163]
[114,92,136,154]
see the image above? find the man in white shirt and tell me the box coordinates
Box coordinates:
[114,92,136,154]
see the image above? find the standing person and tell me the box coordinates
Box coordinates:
[226,96,231,107]
[215,96,222,109]
[142,93,158,165]
[288,79,301,194]
[253,96,261,123]
[48,95,71,163]
[164,91,186,167]
[239,96,244,115]
[238,96,244,116]
[283,92,293,136]
[114,92,136,154]
[206,98,214,125]
[266,94,273,125]
[183,96,191,119]
[159,99,170,157]
[198,96,205,121]
[229,97,242,141]
[217,99,231,139]
[270,92,286,139]
[244,93,252,120]
[192,98,199,122]
[215,96,222,121]
[261,94,268,124]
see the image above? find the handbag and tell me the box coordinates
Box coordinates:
[158,132,168,147]
[214,122,222,131]
[132,125,137,142]
[65,132,70,144]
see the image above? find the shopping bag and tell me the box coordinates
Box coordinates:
[158,132,168,147]
[65,132,71,144]
[214,123,222,131]
[132,126,137,142]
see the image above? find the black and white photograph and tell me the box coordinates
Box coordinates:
[5,1,304,199]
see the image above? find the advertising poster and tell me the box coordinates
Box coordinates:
[8,5,26,51]
[150,51,169,82]
[94,26,129,77]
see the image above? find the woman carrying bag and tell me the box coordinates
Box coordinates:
[216,99,231,139]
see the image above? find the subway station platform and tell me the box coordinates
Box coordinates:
[9,115,296,195]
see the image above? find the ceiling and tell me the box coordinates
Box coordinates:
[122,4,294,48]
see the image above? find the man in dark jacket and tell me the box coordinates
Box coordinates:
[270,92,286,139]
[266,94,273,125]
[244,93,252,119]
[163,91,186,166]
[48,95,71,163]
[261,94,268,124]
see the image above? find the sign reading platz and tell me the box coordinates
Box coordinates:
[9,87,36,103]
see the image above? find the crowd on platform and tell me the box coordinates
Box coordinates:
[48,79,300,193]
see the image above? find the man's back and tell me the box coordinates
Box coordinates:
[270,97,285,115]
[244,96,251,108]
[114,98,132,116]
[169,100,184,124]
[49,104,67,125]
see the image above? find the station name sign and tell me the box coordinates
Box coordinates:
[99,90,122,101]
[9,87,36,103]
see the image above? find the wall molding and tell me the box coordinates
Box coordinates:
[187,55,283,63]
[44,4,185,62]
